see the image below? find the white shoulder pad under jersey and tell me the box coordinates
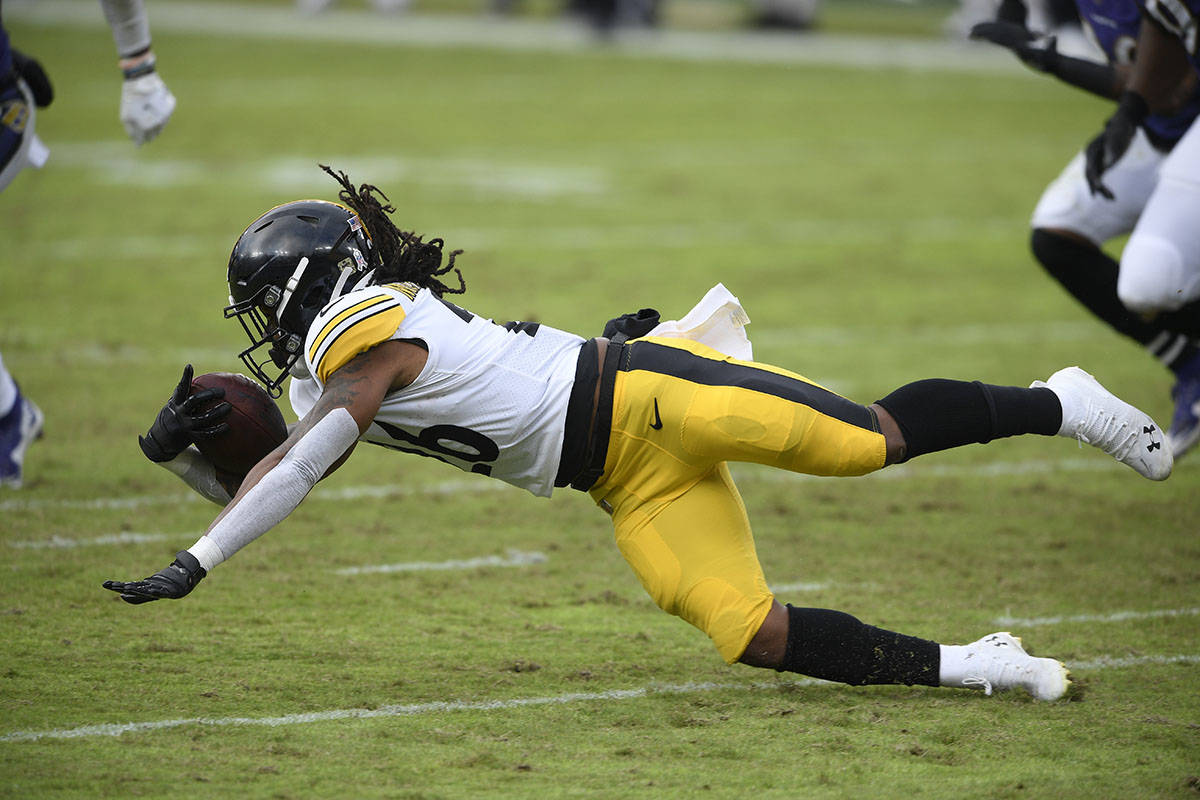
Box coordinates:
[292,282,585,497]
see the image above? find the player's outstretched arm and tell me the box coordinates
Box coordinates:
[103,342,414,605]
[99,0,176,145]
[969,20,1120,99]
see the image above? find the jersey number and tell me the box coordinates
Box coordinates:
[373,419,500,476]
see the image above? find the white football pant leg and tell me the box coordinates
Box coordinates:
[1031,128,1164,245]
[1118,121,1200,313]
[0,350,16,416]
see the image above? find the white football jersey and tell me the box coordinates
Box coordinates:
[288,282,585,496]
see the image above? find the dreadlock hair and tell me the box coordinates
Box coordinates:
[320,164,466,298]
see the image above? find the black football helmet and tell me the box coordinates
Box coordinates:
[225,200,377,397]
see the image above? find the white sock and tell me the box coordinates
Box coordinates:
[1032,371,1083,438]
[1048,387,1082,438]
[187,535,227,573]
[938,644,973,687]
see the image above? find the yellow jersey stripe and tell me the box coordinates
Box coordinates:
[386,282,419,300]
[308,295,398,363]
[314,303,408,382]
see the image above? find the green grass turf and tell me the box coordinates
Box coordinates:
[1,7,1197,799]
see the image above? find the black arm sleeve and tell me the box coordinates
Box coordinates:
[1049,53,1120,100]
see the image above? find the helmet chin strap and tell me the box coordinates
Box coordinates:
[289,359,312,381]
[330,267,376,302]
[274,257,311,322]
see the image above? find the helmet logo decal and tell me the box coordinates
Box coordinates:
[352,248,367,270]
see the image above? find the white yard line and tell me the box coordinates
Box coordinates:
[7,0,1026,74]
[3,454,1191,516]
[994,608,1200,628]
[2,653,1195,743]
[1069,654,1200,670]
[335,549,548,574]
[8,532,177,550]
[0,477,508,514]
[770,581,833,593]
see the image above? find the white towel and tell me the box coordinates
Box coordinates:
[645,283,753,361]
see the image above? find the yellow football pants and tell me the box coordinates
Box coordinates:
[588,336,888,663]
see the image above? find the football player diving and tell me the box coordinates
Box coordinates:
[104,167,1173,702]
[971,0,1200,459]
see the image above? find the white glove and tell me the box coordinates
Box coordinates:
[119,71,176,146]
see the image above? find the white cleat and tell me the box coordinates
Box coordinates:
[957,632,1070,702]
[1033,366,1172,481]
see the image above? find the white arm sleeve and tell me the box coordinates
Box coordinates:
[186,408,360,572]
[99,0,152,57]
[158,447,233,507]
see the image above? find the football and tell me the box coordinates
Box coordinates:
[190,372,289,478]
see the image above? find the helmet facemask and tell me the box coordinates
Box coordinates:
[224,279,308,398]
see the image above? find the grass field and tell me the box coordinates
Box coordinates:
[1,2,1198,797]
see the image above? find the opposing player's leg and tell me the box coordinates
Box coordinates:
[0,350,43,489]
[1112,123,1200,456]
[1117,123,1200,318]
[1029,133,1200,460]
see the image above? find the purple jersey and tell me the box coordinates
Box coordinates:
[1080,0,1200,143]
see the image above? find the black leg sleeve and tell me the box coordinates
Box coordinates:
[875,380,1061,462]
[779,605,940,686]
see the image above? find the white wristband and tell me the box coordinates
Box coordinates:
[187,536,226,573]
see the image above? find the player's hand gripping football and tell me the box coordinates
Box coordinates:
[1084,91,1149,199]
[103,551,206,604]
[968,20,1059,73]
[139,364,231,463]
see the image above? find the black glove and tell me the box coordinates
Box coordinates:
[102,551,206,605]
[996,0,1028,25]
[1084,90,1149,199]
[10,49,53,108]
[602,308,661,343]
[969,21,1059,73]
[139,364,231,462]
